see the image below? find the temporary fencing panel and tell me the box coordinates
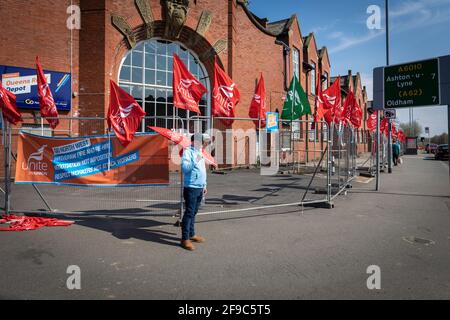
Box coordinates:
[1,116,361,218]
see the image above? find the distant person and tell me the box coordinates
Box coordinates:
[180,133,210,251]
[393,138,401,166]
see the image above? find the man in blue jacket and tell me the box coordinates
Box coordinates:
[180,133,210,251]
[392,138,401,166]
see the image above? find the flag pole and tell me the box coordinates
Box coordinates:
[290,76,294,170]
[4,120,10,216]
[258,112,261,167]
[107,129,111,171]
[386,0,393,174]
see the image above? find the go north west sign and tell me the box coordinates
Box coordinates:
[373,55,450,110]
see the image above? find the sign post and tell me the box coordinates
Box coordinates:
[374,55,450,181]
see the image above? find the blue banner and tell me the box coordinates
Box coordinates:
[0,65,71,111]
[266,112,279,133]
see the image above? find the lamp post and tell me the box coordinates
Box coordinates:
[385,0,393,174]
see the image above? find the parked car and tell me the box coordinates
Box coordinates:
[425,143,438,154]
[435,144,449,160]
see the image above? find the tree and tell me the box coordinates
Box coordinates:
[430,133,448,145]
[400,121,422,137]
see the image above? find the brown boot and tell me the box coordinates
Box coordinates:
[181,240,195,251]
[190,235,206,243]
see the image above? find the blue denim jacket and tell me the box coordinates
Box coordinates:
[182,146,207,189]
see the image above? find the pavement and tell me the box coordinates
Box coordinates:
[0,154,449,299]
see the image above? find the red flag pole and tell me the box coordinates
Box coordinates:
[3,119,11,215]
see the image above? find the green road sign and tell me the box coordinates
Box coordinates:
[384,59,440,108]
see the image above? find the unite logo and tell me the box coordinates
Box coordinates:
[21,144,48,176]
[113,103,137,135]
[40,83,56,111]
[213,83,236,113]
[323,94,337,106]
[220,83,236,99]
[119,103,136,118]
[180,79,199,89]
[254,94,261,104]
[177,79,197,104]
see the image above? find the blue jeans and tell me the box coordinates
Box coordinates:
[181,187,204,241]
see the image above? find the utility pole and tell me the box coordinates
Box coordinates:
[386,0,393,174]
[448,105,450,180]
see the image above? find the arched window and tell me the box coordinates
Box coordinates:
[118,39,210,132]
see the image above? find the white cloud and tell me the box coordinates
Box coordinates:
[328,30,385,54]
[310,19,340,35]
[391,0,450,17]
[328,31,344,40]
[328,0,450,54]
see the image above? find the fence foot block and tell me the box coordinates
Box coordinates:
[302,202,334,209]
[173,219,182,227]
[212,171,227,175]
[359,172,375,178]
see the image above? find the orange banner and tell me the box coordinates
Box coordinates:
[15,132,169,186]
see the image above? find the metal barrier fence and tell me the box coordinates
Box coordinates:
[0,116,360,218]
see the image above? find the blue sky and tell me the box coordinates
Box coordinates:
[248,0,450,136]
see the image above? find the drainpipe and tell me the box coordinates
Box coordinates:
[303,62,313,164]
[275,39,291,91]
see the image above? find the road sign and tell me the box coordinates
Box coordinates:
[373,55,450,110]
[385,59,439,108]
[384,109,396,119]
[425,127,430,134]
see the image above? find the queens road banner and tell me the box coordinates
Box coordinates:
[1,65,71,111]
[15,132,169,186]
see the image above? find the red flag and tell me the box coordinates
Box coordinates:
[202,148,218,168]
[36,56,59,129]
[212,58,240,126]
[392,123,399,139]
[248,74,266,128]
[0,83,22,125]
[341,90,354,126]
[313,79,326,125]
[322,76,341,125]
[173,54,207,115]
[380,118,389,137]
[367,113,377,133]
[108,80,146,146]
[148,126,191,148]
[398,130,406,142]
[344,90,362,128]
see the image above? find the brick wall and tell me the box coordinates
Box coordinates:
[0,0,371,175]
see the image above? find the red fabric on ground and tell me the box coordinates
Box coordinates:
[0,214,74,231]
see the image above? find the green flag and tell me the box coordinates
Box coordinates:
[281,74,311,120]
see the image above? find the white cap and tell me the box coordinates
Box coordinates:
[202,133,211,141]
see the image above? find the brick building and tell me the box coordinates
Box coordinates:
[0,0,370,169]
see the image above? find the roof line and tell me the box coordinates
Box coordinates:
[236,0,282,37]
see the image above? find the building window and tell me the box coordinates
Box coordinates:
[310,61,316,95]
[119,39,210,132]
[281,129,292,150]
[292,48,300,78]
[323,71,329,90]
[308,120,319,142]
[293,121,301,141]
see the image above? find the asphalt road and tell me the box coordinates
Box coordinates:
[0,154,449,299]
